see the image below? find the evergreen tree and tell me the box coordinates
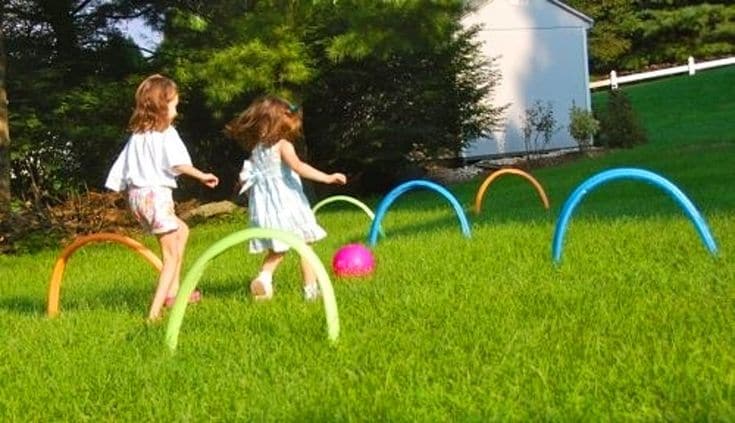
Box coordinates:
[158,0,506,194]
[3,0,150,204]
[566,0,735,73]
[598,90,647,149]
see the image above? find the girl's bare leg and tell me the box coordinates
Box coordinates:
[300,252,317,287]
[261,250,285,273]
[166,218,189,298]
[148,229,181,320]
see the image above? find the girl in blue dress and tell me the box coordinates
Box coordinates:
[225,96,346,300]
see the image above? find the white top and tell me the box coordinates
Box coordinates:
[105,126,192,191]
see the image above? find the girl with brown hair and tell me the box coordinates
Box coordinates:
[226,95,346,300]
[106,74,219,320]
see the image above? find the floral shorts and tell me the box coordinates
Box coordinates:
[127,186,179,235]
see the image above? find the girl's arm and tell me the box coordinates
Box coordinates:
[173,164,220,188]
[279,140,346,185]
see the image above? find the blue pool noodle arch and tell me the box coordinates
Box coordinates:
[552,167,718,263]
[367,179,471,247]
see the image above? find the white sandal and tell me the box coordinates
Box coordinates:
[303,283,321,301]
[250,279,273,300]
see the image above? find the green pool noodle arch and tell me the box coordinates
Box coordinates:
[312,195,385,237]
[165,228,340,352]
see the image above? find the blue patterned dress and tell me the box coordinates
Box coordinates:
[240,142,326,253]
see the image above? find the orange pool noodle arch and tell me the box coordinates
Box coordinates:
[47,233,162,317]
[474,168,550,214]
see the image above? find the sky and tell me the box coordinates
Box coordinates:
[117,17,163,55]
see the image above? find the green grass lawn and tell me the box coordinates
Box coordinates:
[1,69,734,420]
[592,65,735,147]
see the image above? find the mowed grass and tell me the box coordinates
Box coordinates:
[1,68,734,420]
[592,65,735,147]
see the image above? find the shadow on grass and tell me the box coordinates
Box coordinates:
[371,213,475,242]
[474,187,730,226]
[194,276,249,300]
[0,296,45,316]
[57,285,151,315]
[0,287,152,317]
[56,276,258,315]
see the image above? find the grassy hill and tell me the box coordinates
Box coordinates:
[592,65,735,147]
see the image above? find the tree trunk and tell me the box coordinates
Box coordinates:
[0,29,10,214]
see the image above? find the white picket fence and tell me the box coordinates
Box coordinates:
[590,56,735,90]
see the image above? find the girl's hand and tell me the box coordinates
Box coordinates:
[172,165,220,188]
[279,140,346,185]
[200,173,219,188]
[329,173,347,185]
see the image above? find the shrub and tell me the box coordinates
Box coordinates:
[598,90,647,148]
[521,100,558,160]
[568,102,600,152]
[304,22,507,194]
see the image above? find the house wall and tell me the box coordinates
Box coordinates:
[462,0,592,159]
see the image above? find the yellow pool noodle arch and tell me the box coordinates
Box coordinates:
[474,168,550,214]
[47,233,162,317]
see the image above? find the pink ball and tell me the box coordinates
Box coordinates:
[332,243,376,277]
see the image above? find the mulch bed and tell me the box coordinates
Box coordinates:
[428,148,606,184]
[0,192,202,254]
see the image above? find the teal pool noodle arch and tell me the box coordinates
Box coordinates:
[367,179,471,247]
[165,228,340,352]
[552,167,718,264]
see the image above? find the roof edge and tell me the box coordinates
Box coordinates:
[548,0,594,25]
[465,1,594,25]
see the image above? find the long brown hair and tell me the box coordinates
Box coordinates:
[224,95,303,151]
[128,74,178,133]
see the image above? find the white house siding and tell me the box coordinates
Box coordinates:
[461,0,593,159]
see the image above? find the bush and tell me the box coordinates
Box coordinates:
[598,90,647,148]
[521,100,558,160]
[568,102,600,152]
[303,23,506,194]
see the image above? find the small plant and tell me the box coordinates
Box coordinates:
[598,90,647,148]
[521,100,558,161]
[568,102,600,152]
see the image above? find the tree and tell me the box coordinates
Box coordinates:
[4,0,149,204]
[628,5,735,69]
[3,0,506,201]
[565,0,638,73]
[598,90,647,149]
[567,0,735,74]
[0,28,10,213]
[304,20,505,192]
[157,0,506,193]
